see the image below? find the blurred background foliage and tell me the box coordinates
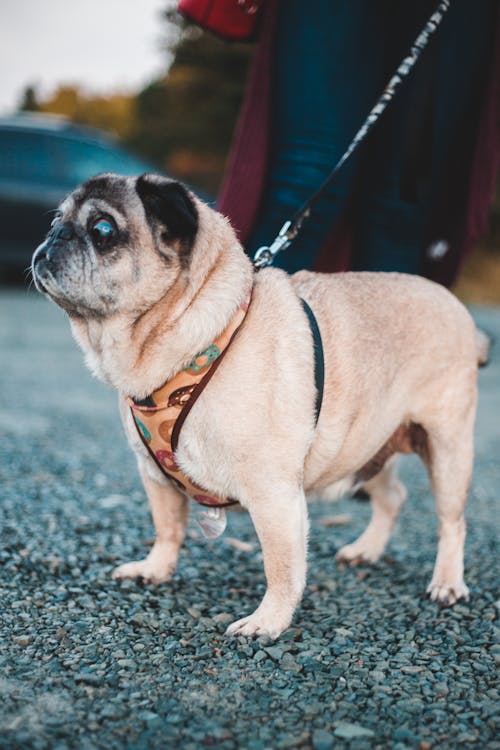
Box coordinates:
[17,3,499,302]
[18,6,252,196]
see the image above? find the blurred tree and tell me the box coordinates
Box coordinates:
[19,85,40,112]
[126,7,253,193]
[127,79,171,167]
[17,6,254,193]
[36,85,136,141]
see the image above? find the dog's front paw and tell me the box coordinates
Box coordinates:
[112,558,174,585]
[426,579,470,607]
[225,606,292,640]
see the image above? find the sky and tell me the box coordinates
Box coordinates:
[0,0,172,114]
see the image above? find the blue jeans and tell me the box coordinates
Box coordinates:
[247,0,496,275]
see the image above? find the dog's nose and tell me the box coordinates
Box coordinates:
[52,223,75,241]
[32,243,48,267]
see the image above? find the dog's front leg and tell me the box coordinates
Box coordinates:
[112,467,188,584]
[226,485,308,640]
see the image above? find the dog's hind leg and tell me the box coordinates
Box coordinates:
[225,484,308,640]
[335,456,407,565]
[425,400,476,606]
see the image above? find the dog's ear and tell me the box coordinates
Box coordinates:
[136,174,198,260]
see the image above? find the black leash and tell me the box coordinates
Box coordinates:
[253,0,451,270]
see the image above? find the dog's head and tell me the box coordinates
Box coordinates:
[31,173,198,318]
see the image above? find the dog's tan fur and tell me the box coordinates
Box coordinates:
[32,174,482,639]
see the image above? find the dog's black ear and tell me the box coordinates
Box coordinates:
[136,174,198,256]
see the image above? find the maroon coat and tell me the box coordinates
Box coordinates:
[218,0,500,286]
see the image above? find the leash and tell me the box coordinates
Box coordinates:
[253,0,451,270]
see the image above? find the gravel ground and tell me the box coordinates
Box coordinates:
[0,290,499,750]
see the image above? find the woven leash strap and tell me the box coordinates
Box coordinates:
[253,0,451,269]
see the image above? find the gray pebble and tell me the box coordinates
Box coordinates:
[312,728,335,750]
[334,723,375,740]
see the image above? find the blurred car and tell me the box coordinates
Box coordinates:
[0,113,157,275]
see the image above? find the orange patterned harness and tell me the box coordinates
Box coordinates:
[127,292,252,507]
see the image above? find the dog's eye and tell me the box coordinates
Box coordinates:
[50,213,62,229]
[90,217,116,248]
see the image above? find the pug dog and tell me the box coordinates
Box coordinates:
[32,173,487,639]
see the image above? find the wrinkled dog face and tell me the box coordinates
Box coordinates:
[31,173,198,318]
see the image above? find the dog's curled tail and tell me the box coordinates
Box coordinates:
[476,327,492,368]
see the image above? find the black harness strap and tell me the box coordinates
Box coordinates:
[300,298,324,425]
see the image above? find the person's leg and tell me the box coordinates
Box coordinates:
[352,0,437,273]
[353,0,498,274]
[247,0,389,273]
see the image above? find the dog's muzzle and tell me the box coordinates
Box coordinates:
[32,223,75,287]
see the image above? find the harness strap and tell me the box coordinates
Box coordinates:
[300,299,324,425]
[171,324,240,453]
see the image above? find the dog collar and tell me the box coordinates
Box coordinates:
[127,290,252,507]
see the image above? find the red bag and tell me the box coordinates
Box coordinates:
[178,0,265,41]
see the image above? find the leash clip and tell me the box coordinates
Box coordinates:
[253,220,293,269]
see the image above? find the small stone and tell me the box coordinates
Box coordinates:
[257,634,274,647]
[472,661,488,673]
[280,628,302,642]
[100,704,125,720]
[117,659,136,669]
[280,653,302,672]
[73,671,102,686]
[334,723,374,740]
[12,635,32,647]
[312,728,335,750]
[212,612,233,624]
[434,682,449,696]
[264,645,288,661]
[140,711,160,722]
[397,698,424,715]
[401,665,424,674]
[334,628,353,638]
[456,734,480,744]
[253,650,267,663]
[394,728,421,743]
